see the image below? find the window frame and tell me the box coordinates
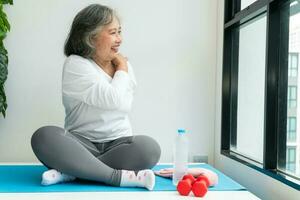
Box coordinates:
[221,0,300,190]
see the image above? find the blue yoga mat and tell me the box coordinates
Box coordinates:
[0,164,245,193]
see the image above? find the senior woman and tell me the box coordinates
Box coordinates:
[31,4,161,190]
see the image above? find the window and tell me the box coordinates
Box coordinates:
[287,117,297,142]
[287,86,297,108]
[234,15,267,162]
[283,2,300,177]
[286,147,296,172]
[241,0,258,10]
[222,0,300,190]
[288,53,298,77]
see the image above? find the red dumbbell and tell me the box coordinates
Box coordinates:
[176,174,196,196]
[192,175,210,197]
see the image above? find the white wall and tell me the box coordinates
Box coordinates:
[215,0,300,199]
[0,0,217,163]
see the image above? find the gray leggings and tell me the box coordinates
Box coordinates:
[31,126,161,186]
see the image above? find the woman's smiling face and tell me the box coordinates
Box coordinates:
[93,17,122,62]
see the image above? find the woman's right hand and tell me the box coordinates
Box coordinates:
[112,53,128,72]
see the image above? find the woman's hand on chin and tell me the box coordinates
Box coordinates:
[112,53,128,72]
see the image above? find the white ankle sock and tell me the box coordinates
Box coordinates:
[120,169,155,190]
[41,169,76,186]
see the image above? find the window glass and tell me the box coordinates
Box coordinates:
[234,14,267,163]
[284,0,300,176]
[241,0,258,10]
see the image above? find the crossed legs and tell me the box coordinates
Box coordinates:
[31,126,161,188]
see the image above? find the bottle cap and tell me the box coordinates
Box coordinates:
[177,129,186,134]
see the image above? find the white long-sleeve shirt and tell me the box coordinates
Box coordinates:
[62,55,137,142]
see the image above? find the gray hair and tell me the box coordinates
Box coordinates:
[64,4,119,58]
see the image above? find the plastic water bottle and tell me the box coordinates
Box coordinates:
[173,129,188,185]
